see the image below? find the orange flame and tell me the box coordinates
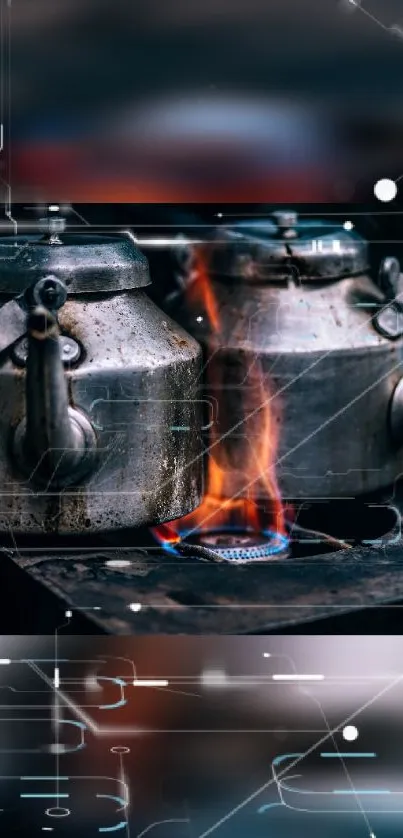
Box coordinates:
[186,245,221,333]
[153,247,286,548]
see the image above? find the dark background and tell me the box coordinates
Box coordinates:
[3,0,403,200]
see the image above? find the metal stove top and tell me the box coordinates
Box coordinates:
[3,483,403,635]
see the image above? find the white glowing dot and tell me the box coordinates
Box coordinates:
[343,725,359,741]
[263,652,271,658]
[48,204,60,212]
[217,212,223,218]
[201,668,228,686]
[105,559,132,569]
[65,611,72,619]
[128,602,142,612]
[196,315,203,323]
[374,178,397,202]
[343,220,354,231]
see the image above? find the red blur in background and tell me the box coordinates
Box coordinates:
[4,0,403,202]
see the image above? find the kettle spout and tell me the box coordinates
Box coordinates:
[13,306,96,488]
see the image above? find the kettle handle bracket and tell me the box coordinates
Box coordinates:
[0,275,68,357]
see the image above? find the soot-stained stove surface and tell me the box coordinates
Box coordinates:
[4,486,403,635]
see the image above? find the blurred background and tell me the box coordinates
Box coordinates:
[3,0,403,202]
[2,635,403,835]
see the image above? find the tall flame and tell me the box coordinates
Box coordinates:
[153,246,286,549]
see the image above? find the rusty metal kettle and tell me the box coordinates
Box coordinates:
[166,211,403,502]
[0,211,203,534]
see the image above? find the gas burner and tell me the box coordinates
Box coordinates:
[152,498,401,565]
[172,528,289,563]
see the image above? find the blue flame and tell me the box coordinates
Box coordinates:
[156,525,289,562]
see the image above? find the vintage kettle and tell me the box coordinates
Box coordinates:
[166,211,403,501]
[0,213,203,534]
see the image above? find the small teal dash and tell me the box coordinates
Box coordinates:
[21,777,69,781]
[321,752,376,758]
[20,794,69,799]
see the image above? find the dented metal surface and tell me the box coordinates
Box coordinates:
[0,230,203,534]
[208,216,369,282]
[0,232,151,293]
[169,213,403,499]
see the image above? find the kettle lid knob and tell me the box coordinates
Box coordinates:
[272,210,298,227]
[38,205,67,242]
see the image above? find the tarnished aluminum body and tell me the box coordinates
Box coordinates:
[168,213,403,499]
[0,226,202,534]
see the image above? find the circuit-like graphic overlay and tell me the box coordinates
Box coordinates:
[0,635,403,835]
[1,207,403,625]
[340,0,403,41]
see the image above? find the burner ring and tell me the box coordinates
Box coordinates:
[186,528,289,563]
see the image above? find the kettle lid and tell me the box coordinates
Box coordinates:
[209,212,369,282]
[0,231,151,295]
